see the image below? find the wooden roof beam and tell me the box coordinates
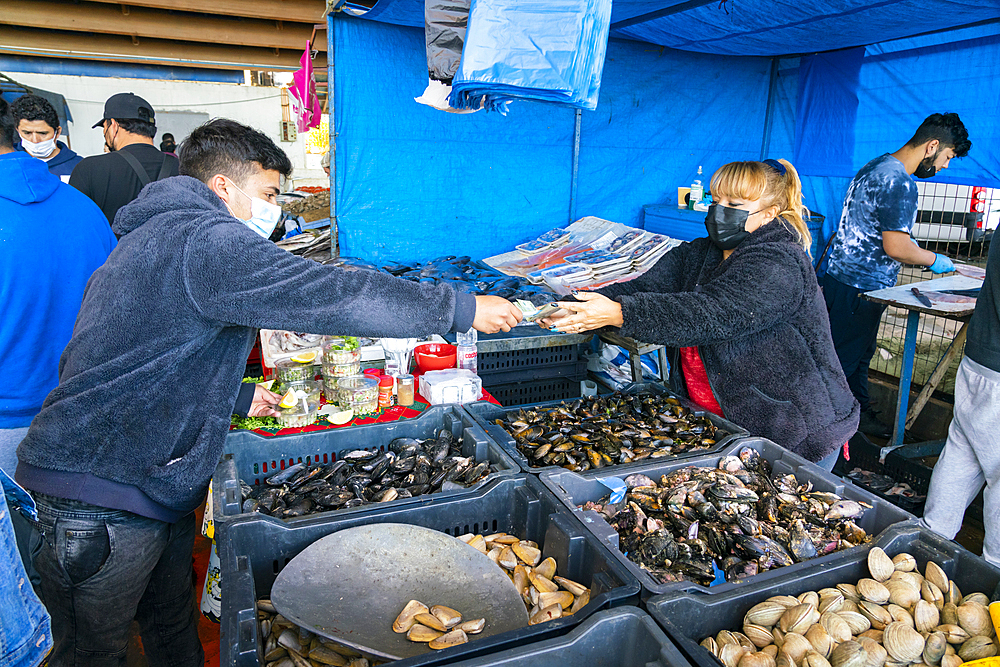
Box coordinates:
[0,26,328,71]
[1,0,327,52]
[85,0,329,24]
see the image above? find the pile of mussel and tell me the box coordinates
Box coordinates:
[701,547,997,667]
[579,447,873,585]
[256,598,381,667]
[240,429,496,520]
[500,392,723,471]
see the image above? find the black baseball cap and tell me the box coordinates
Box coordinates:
[92,92,156,128]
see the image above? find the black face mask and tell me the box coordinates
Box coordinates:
[914,154,938,179]
[705,203,763,250]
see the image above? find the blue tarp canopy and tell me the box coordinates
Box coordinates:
[328,0,1000,263]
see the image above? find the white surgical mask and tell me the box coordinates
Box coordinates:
[227,180,283,239]
[21,135,57,159]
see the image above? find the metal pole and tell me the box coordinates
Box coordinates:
[569,109,581,224]
[759,56,779,160]
[328,11,338,258]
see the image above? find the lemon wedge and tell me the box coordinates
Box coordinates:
[278,388,298,409]
[290,350,318,364]
[328,409,353,425]
[260,380,275,391]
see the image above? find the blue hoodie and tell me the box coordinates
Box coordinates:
[16,140,83,178]
[16,175,475,520]
[0,152,116,428]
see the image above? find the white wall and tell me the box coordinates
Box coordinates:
[11,72,327,188]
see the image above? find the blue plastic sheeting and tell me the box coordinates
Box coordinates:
[0,55,243,83]
[450,0,612,111]
[793,48,863,179]
[354,0,1000,57]
[574,39,771,227]
[333,18,576,264]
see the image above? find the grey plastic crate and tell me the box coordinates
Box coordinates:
[219,475,641,667]
[444,607,689,667]
[646,521,1000,667]
[464,382,747,476]
[211,405,518,536]
[539,437,914,598]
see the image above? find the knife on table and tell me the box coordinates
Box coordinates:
[911,287,933,308]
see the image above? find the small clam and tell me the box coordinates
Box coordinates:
[857,579,890,604]
[569,589,590,614]
[745,624,775,649]
[459,618,485,634]
[820,611,853,643]
[429,605,462,630]
[467,534,487,553]
[893,553,917,572]
[528,603,562,625]
[764,646,780,659]
[857,636,888,667]
[782,633,813,664]
[936,624,971,644]
[830,640,867,667]
[957,602,992,637]
[962,593,990,607]
[781,604,820,635]
[407,624,443,642]
[859,629,885,643]
[428,628,468,650]
[886,581,920,608]
[840,610,872,635]
[859,601,893,630]
[883,621,925,663]
[958,636,997,661]
[529,572,559,594]
[534,557,557,580]
[498,546,518,569]
[393,600,430,633]
[924,562,949,595]
[922,581,945,609]
[923,632,948,666]
[309,646,350,666]
[776,650,797,667]
[538,591,574,610]
[819,590,846,614]
[914,600,941,633]
[771,595,807,608]
[513,542,541,566]
[838,584,860,602]
[805,623,833,657]
[803,652,831,667]
[946,581,962,607]
[414,612,447,632]
[747,601,791,627]
[800,592,821,608]
[554,576,588,597]
[886,604,914,628]
[940,602,959,627]
[739,652,777,667]
[702,637,720,655]
[941,654,963,667]
[720,643,750,667]
[868,548,896,582]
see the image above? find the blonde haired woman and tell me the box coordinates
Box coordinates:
[546,159,859,468]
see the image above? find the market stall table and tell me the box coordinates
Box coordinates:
[863,274,980,457]
[597,330,669,384]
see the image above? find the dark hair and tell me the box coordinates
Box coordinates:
[906,113,971,158]
[162,133,175,141]
[112,117,156,139]
[0,98,15,149]
[179,118,292,184]
[10,94,59,131]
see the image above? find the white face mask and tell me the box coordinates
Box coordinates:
[227,180,283,239]
[21,135,58,159]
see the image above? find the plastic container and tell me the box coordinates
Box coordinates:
[833,432,928,514]
[275,379,322,428]
[322,337,362,366]
[482,377,583,406]
[211,405,520,532]
[337,375,379,416]
[452,342,588,386]
[218,475,641,667]
[443,607,689,667]
[465,382,747,475]
[414,343,457,372]
[378,375,394,408]
[645,521,1000,667]
[259,328,324,369]
[274,358,319,384]
[420,369,483,405]
[321,360,361,379]
[539,436,914,598]
[456,328,478,374]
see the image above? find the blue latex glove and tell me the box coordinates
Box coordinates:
[928,253,955,274]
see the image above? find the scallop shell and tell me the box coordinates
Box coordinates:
[922,632,948,666]
[840,610,872,635]
[958,636,997,661]
[957,602,992,637]
[806,623,834,657]
[868,548,896,582]
[914,600,941,633]
[883,621,926,663]
[749,601,793,628]
[893,553,917,572]
[857,636,888,667]
[924,562,949,595]
[857,579,891,605]
[820,612,853,643]
[830,640,867,667]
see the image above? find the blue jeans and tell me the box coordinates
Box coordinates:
[0,467,52,667]
[30,494,204,667]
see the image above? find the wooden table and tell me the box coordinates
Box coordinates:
[863,274,980,457]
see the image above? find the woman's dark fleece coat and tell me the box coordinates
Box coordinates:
[599,219,859,462]
[16,176,476,519]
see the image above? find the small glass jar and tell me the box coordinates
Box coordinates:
[378,376,394,409]
[396,374,415,407]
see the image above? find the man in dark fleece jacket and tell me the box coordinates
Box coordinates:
[16,118,522,666]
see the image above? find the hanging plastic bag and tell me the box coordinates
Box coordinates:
[450,0,612,113]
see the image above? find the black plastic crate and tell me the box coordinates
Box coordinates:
[211,405,518,536]
[646,522,1000,667]
[477,344,589,386]
[219,475,641,667]
[540,436,913,598]
[465,382,747,476]
[833,432,929,514]
[483,377,584,406]
[443,607,689,667]
[891,439,985,523]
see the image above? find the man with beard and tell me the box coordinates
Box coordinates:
[820,113,971,438]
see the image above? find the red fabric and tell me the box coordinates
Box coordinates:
[679,346,724,417]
